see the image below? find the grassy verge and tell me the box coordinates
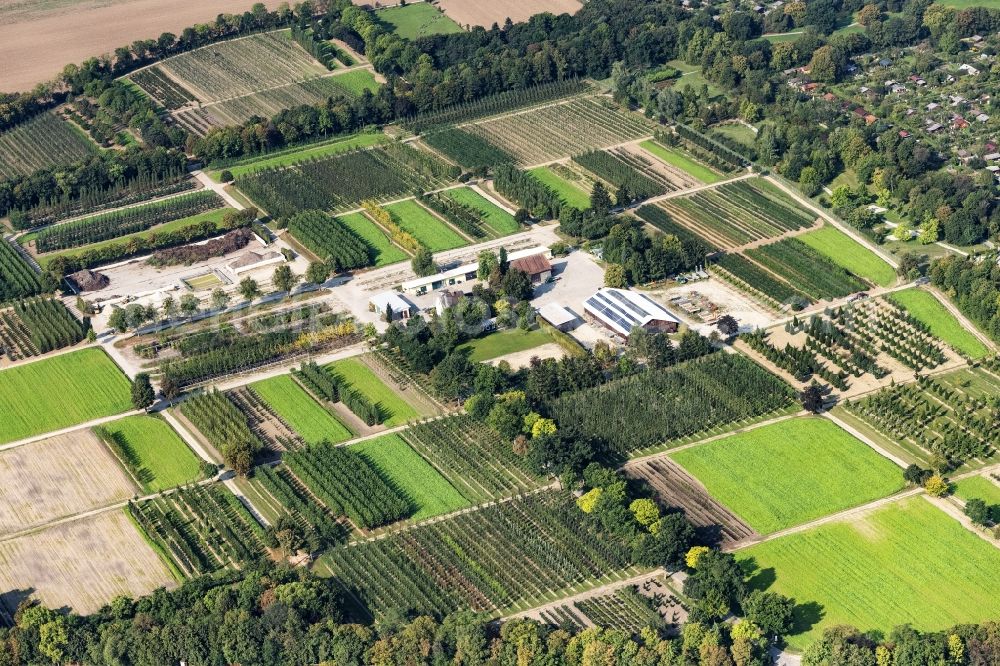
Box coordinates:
[887,288,989,359]
[250,375,353,444]
[797,224,896,288]
[639,139,721,184]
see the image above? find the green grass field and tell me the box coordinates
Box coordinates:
[671,417,904,534]
[250,375,353,444]
[214,132,388,180]
[888,289,989,359]
[325,358,419,427]
[458,328,554,363]
[386,200,467,251]
[328,69,380,96]
[96,415,203,493]
[710,123,757,147]
[351,434,469,520]
[528,166,592,209]
[739,497,1000,650]
[797,225,896,288]
[31,208,232,268]
[339,211,409,266]
[0,348,132,445]
[443,187,520,236]
[639,139,721,184]
[953,475,1000,504]
[377,2,462,39]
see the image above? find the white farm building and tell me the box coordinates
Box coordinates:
[583,288,681,340]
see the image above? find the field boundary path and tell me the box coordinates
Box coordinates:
[622,410,805,468]
[822,411,909,468]
[926,285,996,353]
[194,170,246,210]
[0,410,141,453]
[503,570,678,621]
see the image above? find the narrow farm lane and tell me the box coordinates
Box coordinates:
[0,410,141,453]
[822,411,909,469]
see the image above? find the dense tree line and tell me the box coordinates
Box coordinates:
[0,147,187,221]
[930,254,1000,341]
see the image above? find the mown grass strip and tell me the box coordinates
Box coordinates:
[887,288,989,359]
[250,375,353,444]
[351,434,469,519]
[797,224,896,288]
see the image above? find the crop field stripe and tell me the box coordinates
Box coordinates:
[155,31,328,105]
[887,288,989,359]
[34,207,233,268]
[670,417,905,534]
[336,211,409,265]
[442,188,520,235]
[217,133,388,179]
[527,166,591,210]
[797,225,896,288]
[0,112,98,180]
[325,358,420,427]
[638,139,721,184]
[738,496,1000,650]
[0,348,132,444]
[95,415,204,493]
[464,97,654,165]
[747,238,868,300]
[350,434,470,520]
[385,200,468,251]
[250,375,353,444]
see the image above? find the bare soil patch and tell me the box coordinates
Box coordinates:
[437,0,582,28]
[0,431,137,536]
[0,0,270,92]
[0,510,175,615]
